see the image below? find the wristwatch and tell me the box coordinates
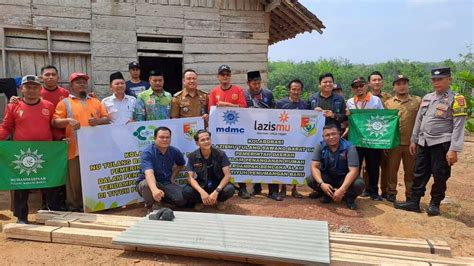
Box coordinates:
[216,187,222,193]
[317,181,324,188]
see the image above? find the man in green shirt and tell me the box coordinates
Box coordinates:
[135,70,172,121]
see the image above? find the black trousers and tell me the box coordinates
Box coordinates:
[182,183,235,204]
[411,142,451,204]
[306,175,365,202]
[14,187,61,220]
[356,147,382,195]
[241,182,279,194]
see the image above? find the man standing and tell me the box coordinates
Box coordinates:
[347,77,385,201]
[52,72,109,211]
[170,69,208,122]
[135,70,172,121]
[125,61,149,98]
[395,67,466,216]
[136,127,187,211]
[243,70,281,201]
[367,71,392,199]
[183,130,235,210]
[102,72,136,125]
[384,74,421,202]
[0,75,61,223]
[208,65,248,198]
[40,65,70,106]
[208,65,247,111]
[309,73,347,131]
[276,79,307,198]
[306,124,364,209]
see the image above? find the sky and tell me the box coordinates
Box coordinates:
[268,0,474,64]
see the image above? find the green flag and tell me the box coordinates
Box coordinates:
[0,141,67,190]
[348,109,400,149]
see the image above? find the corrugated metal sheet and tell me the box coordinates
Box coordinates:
[112,211,330,265]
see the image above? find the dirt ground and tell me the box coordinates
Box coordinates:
[0,137,473,264]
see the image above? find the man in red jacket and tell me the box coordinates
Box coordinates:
[0,75,61,223]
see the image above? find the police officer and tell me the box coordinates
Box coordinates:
[242,70,282,201]
[394,67,467,216]
[309,72,347,132]
[171,69,209,123]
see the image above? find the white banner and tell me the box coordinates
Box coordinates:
[77,118,204,212]
[209,107,325,185]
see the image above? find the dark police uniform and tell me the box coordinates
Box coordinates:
[182,147,235,204]
[395,67,467,215]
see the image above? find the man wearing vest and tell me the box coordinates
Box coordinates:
[52,72,109,211]
[306,124,364,210]
[243,70,281,201]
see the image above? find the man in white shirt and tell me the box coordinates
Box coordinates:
[102,72,136,125]
[346,77,385,201]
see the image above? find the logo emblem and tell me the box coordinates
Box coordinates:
[222,110,239,125]
[300,115,318,137]
[12,148,45,176]
[231,93,238,100]
[366,115,389,137]
[42,108,50,116]
[279,111,289,123]
[183,122,198,141]
[434,70,441,75]
[133,125,156,141]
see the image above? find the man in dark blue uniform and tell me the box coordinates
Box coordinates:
[394,67,467,216]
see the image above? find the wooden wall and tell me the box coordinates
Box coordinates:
[0,0,270,98]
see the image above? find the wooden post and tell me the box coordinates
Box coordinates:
[47,29,52,64]
[0,27,6,78]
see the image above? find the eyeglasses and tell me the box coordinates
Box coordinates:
[352,84,365,89]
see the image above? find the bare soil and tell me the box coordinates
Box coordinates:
[1,137,473,264]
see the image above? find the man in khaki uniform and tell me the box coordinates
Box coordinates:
[384,74,421,202]
[171,69,209,125]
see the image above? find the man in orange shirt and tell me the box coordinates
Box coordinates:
[52,72,109,211]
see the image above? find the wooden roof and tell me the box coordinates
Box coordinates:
[262,0,326,44]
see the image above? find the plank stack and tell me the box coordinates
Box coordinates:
[2,211,473,265]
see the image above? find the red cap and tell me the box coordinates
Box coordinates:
[69,72,90,82]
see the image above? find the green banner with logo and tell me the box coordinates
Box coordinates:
[349,109,400,149]
[0,141,67,190]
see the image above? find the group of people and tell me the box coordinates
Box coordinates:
[0,60,466,223]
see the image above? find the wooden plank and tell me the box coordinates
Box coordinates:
[92,15,136,31]
[0,0,31,6]
[32,0,91,8]
[136,16,183,28]
[33,16,92,30]
[0,4,32,25]
[34,53,47,74]
[58,55,70,81]
[135,3,184,17]
[19,52,37,76]
[184,43,267,54]
[51,227,126,249]
[51,31,90,43]
[184,36,268,44]
[184,19,220,30]
[3,223,59,242]
[51,40,90,52]
[5,37,48,50]
[92,57,135,71]
[221,22,265,32]
[184,53,267,63]
[137,52,183,58]
[185,61,267,75]
[4,28,46,40]
[137,41,182,51]
[184,9,219,21]
[91,29,136,44]
[91,1,136,17]
[32,4,91,19]
[93,42,136,57]
[6,51,21,77]
[331,232,450,247]
[221,15,265,24]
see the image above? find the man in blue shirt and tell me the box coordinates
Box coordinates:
[126,61,150,98]
[136,126,187,211]
[306,124,364,210]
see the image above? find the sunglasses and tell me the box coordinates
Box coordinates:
[352,84,365,89]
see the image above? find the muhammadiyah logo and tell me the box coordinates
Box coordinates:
[12,148,45,176]
[366,115,389,137]
[222,110,239,125]
[300,115,318,137]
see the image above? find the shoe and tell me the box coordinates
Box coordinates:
[16,218,28,224]
[369,193,383,201]
[386,194,396,203]
[381,192,388,199]
[426,202,440,216]
[251,189,262,196]
[238,188,251,199]
[309,191,323,199]
[394,200,421,213]
[194,203,204,211]
[280,186,287,198]
[320,195,332,204]
[346,200,358,210]
[291,189,304,199]
[40,202,48,210]
[268,192,283,201]
[360,190,369,198]
[216,202,226,211]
